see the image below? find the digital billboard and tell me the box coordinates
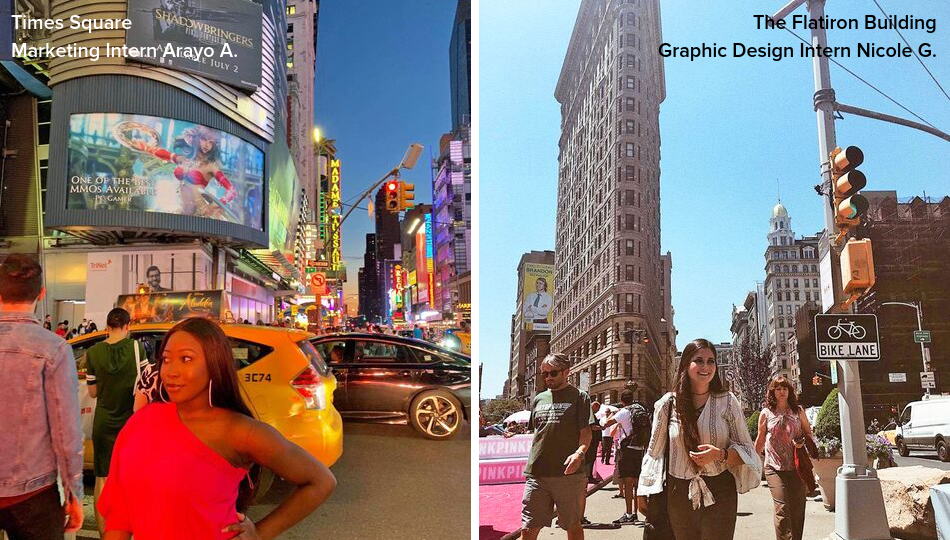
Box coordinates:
[523,263,553,332]
[126,0,263,90]
[66,113,264,231]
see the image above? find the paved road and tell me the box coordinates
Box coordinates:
[894,451,950,471]
[75,421,471,539]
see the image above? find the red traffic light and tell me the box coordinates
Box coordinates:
[386,182,398,192]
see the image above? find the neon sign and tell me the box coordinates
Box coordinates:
[329,159,342,271]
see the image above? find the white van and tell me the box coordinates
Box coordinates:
[895,396,950,461]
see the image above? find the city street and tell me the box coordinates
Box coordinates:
[895,451,950,471]
[76,421,471,539]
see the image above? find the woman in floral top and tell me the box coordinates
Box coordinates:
[754,375,816,540]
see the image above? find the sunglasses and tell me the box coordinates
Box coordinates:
[541,369,562,378]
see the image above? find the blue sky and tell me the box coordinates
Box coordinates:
[480,0,950,397]
[314,0,457,307]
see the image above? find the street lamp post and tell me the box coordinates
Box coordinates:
[882,301,930,398]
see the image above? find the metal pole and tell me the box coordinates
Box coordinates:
[772,0,891,537]
[916,302,929,398]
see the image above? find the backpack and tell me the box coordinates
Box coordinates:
[619,403,652,450]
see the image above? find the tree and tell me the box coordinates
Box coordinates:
[730,328,775,414]
[814,389,841,441]
[480,397,526,425]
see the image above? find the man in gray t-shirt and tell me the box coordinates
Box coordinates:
[521,353,593,540]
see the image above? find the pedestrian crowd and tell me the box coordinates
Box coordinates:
[518,338,819,540]
[0,254,336,539]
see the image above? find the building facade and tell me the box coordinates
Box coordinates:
[762,202,820,392]
[854,192,950,419]
[507,250,555,403]
[551,0,672,406]
[431,128,471,322]
[3,0,305,328]
[449,0,471,133]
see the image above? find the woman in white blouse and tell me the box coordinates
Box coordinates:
[636,339,761,540]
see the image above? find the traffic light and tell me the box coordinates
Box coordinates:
[813,375,822,386]
[399,182,415,211]
[385,181,400,213]
[830,146,869,243]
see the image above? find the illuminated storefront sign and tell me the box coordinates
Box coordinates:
[393,264,404,309]
[328,159,342,271]
[425,214,435,307]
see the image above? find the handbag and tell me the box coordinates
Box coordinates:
[794,445,817,493]
[643,398,674,540]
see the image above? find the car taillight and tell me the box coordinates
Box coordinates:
[291,365,327,410]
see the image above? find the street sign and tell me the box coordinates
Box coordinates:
[315,261,330,268]
[888,373,907,383]
[921,372,935,383]
[311,273,327,288]
[815,314,881,361]
[914,330,931,343]
[923,380,936,389]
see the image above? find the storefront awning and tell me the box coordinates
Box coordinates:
[0,61,52,99]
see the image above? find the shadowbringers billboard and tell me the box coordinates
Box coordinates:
[67,112,264,231]
[127,0,263,91]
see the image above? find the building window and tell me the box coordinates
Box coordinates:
[794,291,800,301]
[625,143,635,157]
[813,278,819,287]
[287,23,294,33]
[805,291,811,301]
[625,214,635,230]
[626,119,635,133]
[287,41,294,50]
[286,61,294,69]
[625,265,634,280]
[286,5,295,14]
[625,239,635,255]
[626,76,636,89]
[626,97,635,111]
[778,306,783,315]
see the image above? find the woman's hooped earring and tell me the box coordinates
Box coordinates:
[208,380,214,408]
[158,381,169,404]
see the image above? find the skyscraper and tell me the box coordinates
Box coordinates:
[551,0,672,406]
[449,0,471,132]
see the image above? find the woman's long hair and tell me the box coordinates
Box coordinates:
[763,375,801,413]
[673,338,725,454]
[157,317,259,510]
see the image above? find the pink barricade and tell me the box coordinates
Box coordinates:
[479,433,533,485]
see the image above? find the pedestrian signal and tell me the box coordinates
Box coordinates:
[385,181,400,213]
[840,238,875,294]
[813,375,822,386]
[830,146,868,244]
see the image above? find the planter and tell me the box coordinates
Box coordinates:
[812,454,843,511]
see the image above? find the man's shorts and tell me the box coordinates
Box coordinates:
[521,473,587,530]
[617,447,644,479]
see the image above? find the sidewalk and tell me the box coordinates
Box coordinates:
[480,459,838,540]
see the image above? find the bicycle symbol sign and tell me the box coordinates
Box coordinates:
[814,314,880,361]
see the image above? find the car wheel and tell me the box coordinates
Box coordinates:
[896,437,910,457]
[409,389,463,440]
[938,440,949,462]
[252,467,275,504]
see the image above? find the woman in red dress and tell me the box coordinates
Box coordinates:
[98,317,336,539]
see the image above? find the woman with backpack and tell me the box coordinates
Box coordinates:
[603,388,650,525]
[636,339,761,540]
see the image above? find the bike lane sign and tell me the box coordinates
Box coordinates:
[814,314,880,361]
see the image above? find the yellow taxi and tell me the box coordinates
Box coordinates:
[877,422,899,445]
[72,323,344,476]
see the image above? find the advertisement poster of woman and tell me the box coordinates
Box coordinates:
[522,264,553,332]
[66,112,264,230]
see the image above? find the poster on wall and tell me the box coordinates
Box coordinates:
[126,0,263,90]
[67,113,264,231]
[116,290,225,323]
[522,263,553,332]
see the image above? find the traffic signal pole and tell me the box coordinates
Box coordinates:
[771,1,891,538]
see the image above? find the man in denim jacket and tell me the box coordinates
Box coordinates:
[0,254,84,537]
